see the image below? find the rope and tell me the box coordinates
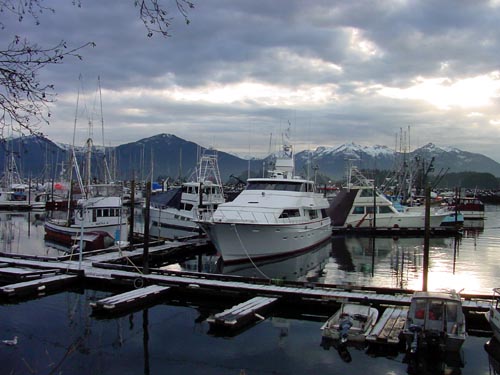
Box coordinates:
[233,224,269,279]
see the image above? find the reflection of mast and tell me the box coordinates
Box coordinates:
[143,309,150,375]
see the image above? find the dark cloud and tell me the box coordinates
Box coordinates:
[3,0,500,161]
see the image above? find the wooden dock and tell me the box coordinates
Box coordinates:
[0,248,494,337]
[90,284,171,315]
[366,306,409,345]
[207,296,279,331]
[0,274,80,298]
[332,226,461,236]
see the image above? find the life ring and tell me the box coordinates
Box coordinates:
[133,278,144,289]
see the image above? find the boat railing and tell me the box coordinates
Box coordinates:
[211,209,299,224]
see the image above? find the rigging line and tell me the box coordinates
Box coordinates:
[233,224,269,280]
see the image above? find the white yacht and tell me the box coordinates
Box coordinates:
[149,149,225,240]
[329,167,448,229]
[197,141,331,264]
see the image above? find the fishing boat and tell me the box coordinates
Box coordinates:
[44,78,125,248]
[328,166,448,229]
[403,290,466,354]
[321,303,379,344]
[44,183,125,246]
[149,149,225,239]
[454,196,485,221]
[487,288,500,342]
[197,134,331,264]
[0,185,47,210]
[0,149,47,210]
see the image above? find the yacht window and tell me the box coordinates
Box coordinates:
[184,203,193,211]
[379,206,393,214]
[309,210,318,219]
[93,209,97,222]
[366,206,375,214]
[353,206,364,214]
[321,209,328,218]
[96,209,102,217]
[103,209,109,217]
[360,189,374,197]
[279,209,301,218]
[246,181,302,191]
[182,186,188,193]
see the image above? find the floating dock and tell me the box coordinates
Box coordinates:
[207,296,279,332]
[0,273,80,298]
[90,284,171,316]
[332,226,461,236]
[0,242,493,338]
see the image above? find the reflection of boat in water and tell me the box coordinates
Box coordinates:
[321,303,379,344]
[485,337,500,375]
[403,290,466,354]
[219,240,331,281]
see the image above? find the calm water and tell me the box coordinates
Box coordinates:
[1,206,500,374]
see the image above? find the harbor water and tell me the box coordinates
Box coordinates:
[1,206,500,374]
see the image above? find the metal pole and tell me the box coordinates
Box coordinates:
[143,181,151,274]
[79,206,84,269]
[423,185,431,291]
[128,179,135,248]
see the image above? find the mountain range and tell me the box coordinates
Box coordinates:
[1,134,500,183]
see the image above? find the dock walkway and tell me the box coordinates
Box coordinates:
[0,253,491,313]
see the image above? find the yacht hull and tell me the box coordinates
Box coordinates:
[200,219,331,264]
[344,213,447,228]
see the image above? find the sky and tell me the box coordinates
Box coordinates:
[4,0,500,161]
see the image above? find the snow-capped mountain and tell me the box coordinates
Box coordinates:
[295,142,500,178]
[1,135,500,182]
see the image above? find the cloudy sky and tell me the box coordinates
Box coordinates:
[5,0,500,160]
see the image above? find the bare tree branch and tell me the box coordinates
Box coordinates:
[136,0,194,37]
[0,0,194,139]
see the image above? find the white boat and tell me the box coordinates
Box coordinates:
[0,185,47,210]
[0,146,47,210]
[149,149,225,239]
[44,80,125,248]
[321,303,379,344]
[403,290,467,353]
[329,167,448,229]
[487,288,500,342]
[197,138,331,264]
[44,184,126,247]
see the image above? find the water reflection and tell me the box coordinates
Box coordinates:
[218,241,331,281]
[0,209,498,294]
